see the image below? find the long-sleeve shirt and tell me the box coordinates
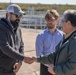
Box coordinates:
[36,28,63,57]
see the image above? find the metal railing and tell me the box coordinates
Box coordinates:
[0,10,62,30]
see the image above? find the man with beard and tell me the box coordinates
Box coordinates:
[35,9,64,75]
[0,4,33,75]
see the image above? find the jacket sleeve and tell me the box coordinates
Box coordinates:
[37,52,56,64]
[53,37,76,75]
[19,28,24,55]
[37,41,61,64]
[0,27,24,61]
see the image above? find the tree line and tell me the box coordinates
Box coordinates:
[0,3,76,14]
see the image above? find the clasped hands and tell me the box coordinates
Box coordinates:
[23,57,37,64]
[23,57,56,74]
[13,57,37,73]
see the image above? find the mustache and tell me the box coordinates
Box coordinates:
[10,19,20,22]
[15,19,20,22]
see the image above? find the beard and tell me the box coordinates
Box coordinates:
[47,25,55,29]
[10,19,20,28]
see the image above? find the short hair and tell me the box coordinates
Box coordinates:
[45,9,59,20]
[63,9,76,27]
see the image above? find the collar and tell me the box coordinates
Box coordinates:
[46,28,58,35]
[64,29,76,39]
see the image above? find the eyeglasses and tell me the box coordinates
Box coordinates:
[10,13,22,18]
[46,19,55,23]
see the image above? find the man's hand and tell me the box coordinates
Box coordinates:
[32,57,37,62]
[13,62,22,73]
[23,57,34,64]
[48,64,56,75]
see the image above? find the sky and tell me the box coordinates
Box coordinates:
[0,0,76,5]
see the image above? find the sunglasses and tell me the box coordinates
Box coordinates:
[10,13,22,18]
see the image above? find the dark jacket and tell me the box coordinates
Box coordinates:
[37,31,76,75]
[0,18,24,72]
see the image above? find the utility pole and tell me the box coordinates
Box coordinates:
[10,0,12,4]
